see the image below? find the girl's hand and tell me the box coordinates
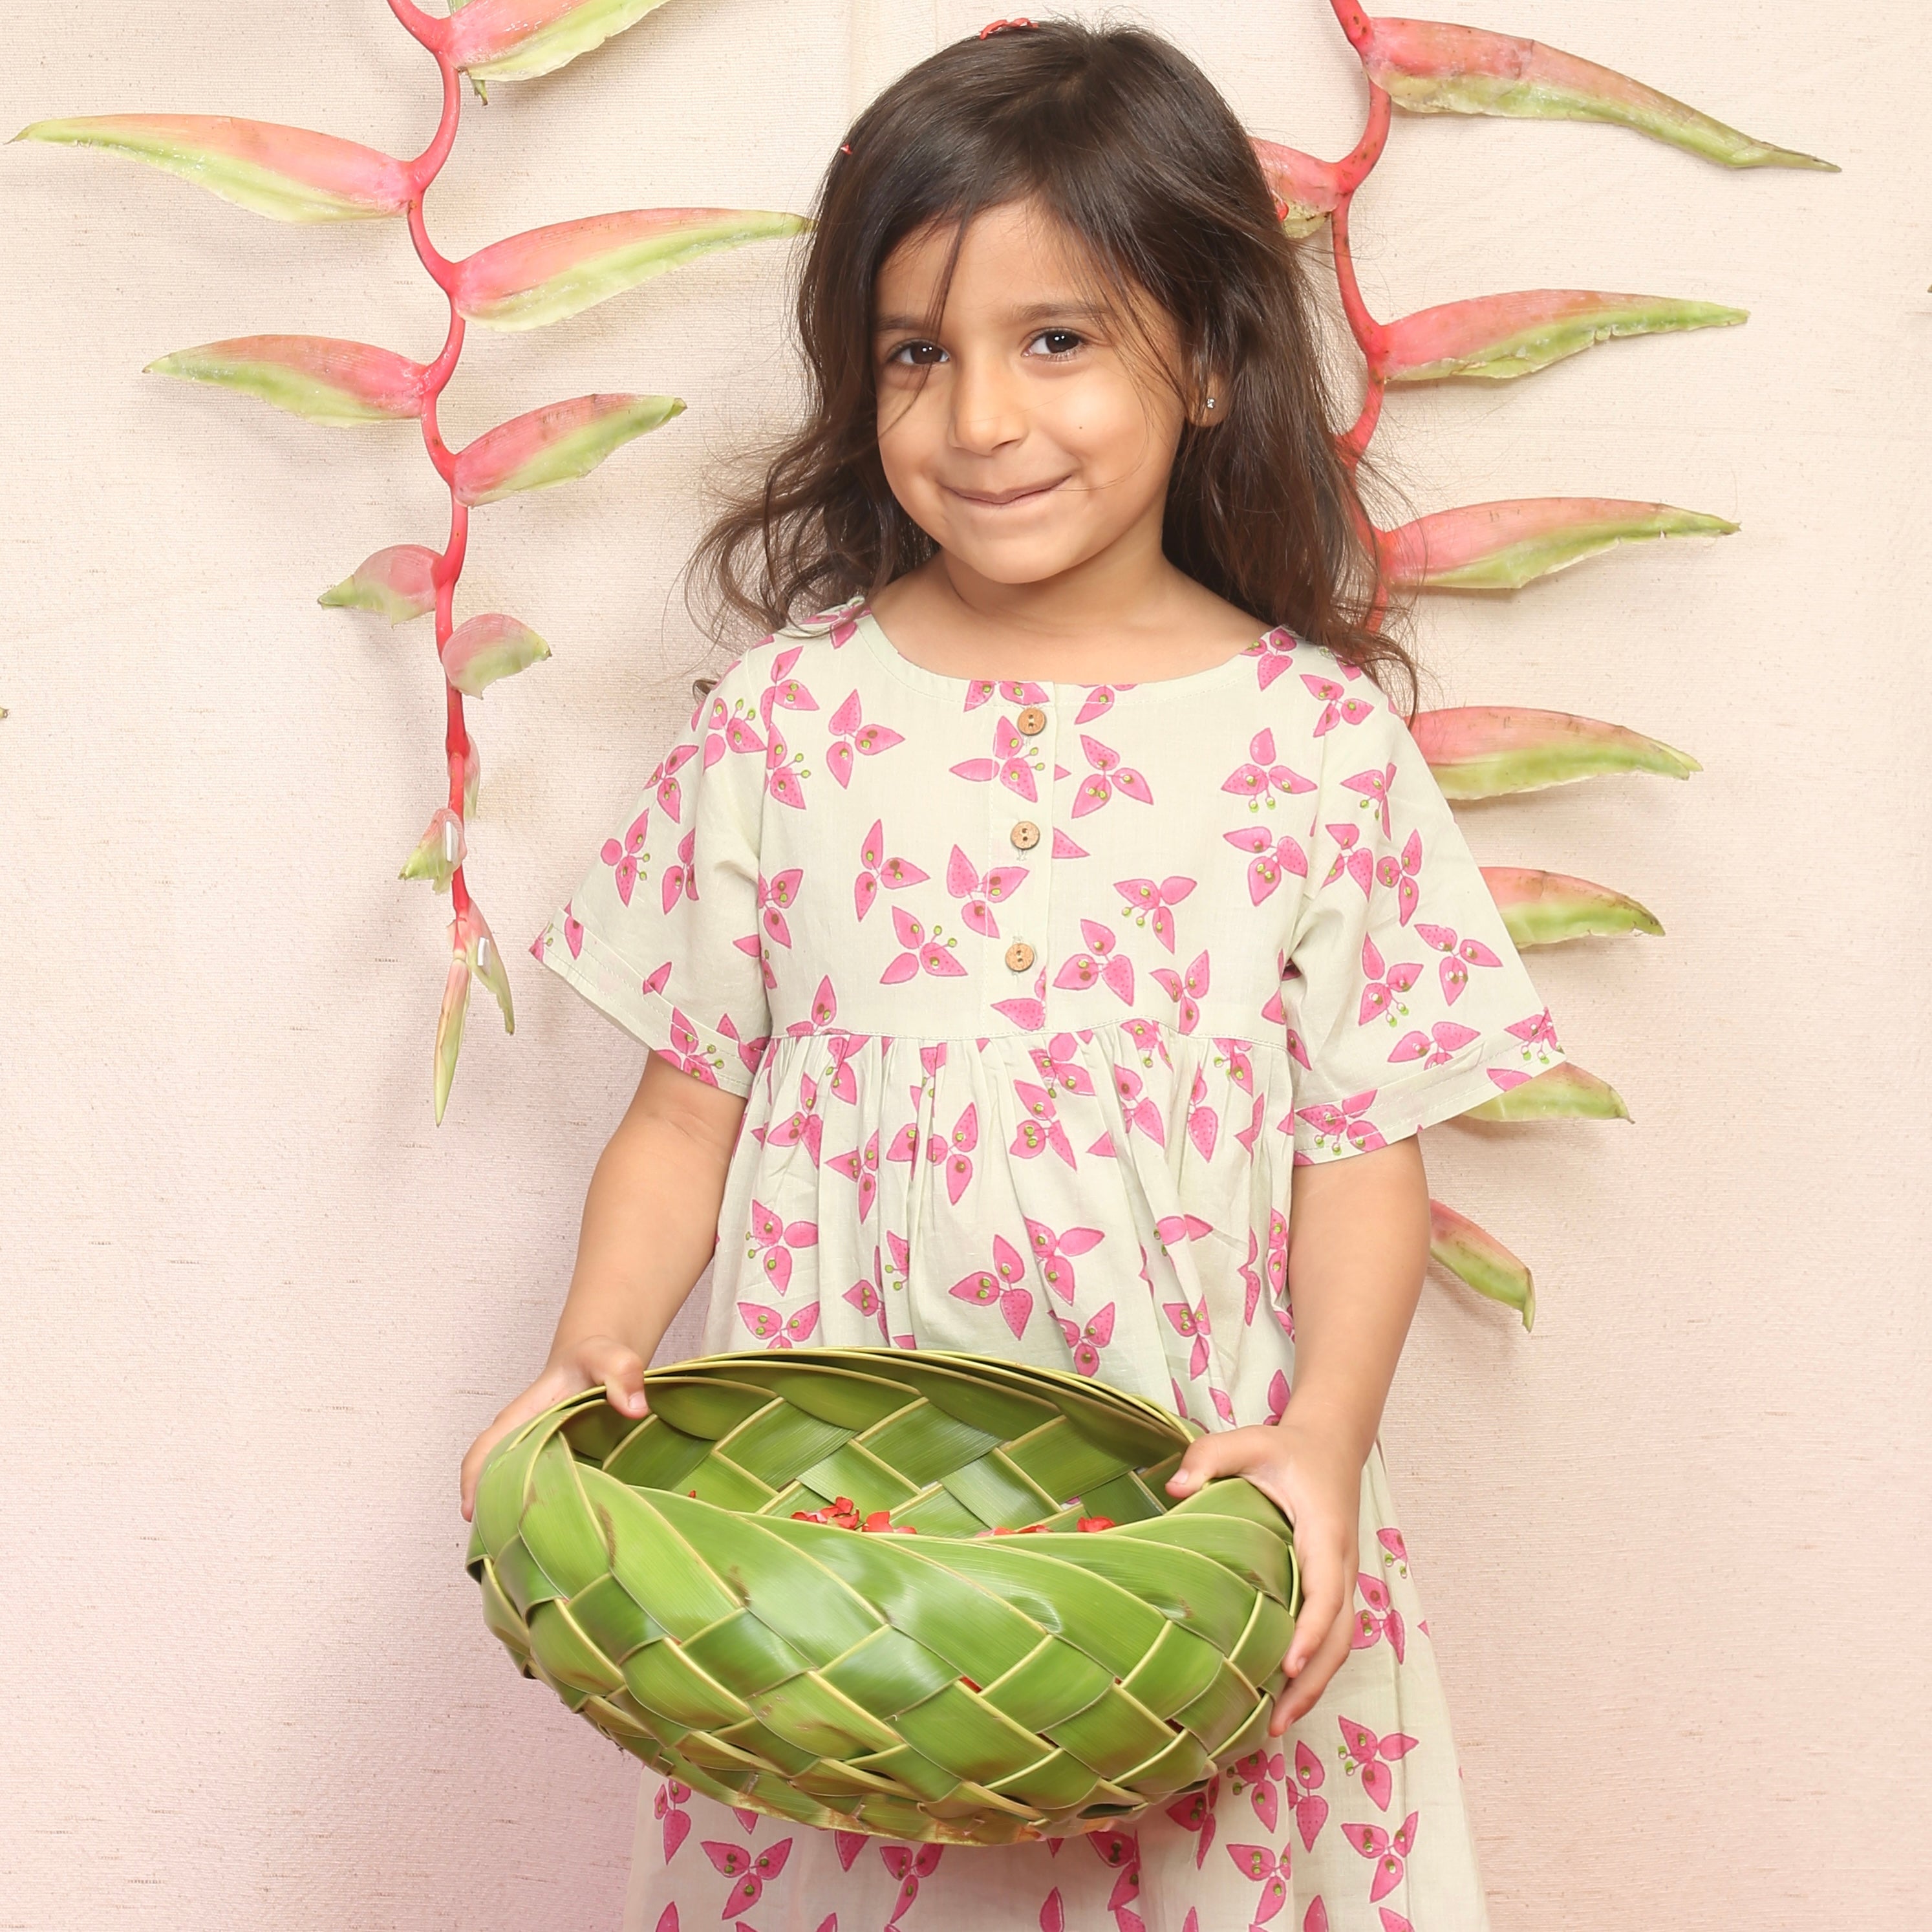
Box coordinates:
[1165,1413,1362,1733]
[458,1333,652,1523]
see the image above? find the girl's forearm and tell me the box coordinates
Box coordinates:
[1282,1136,1432,1465]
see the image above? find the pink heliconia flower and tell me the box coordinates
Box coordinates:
[1075,682,1135,723]
[660,828,697,916]
[1224,1840,1291,1923]
[949,1235,1033,1338]
[1244,626,1300,689]
[1115,874,1194,952]
[1025,1218,1103,1300]
[1028,1033,1097,1099]
[1294,1090,1386,1155]
[1358,934,1424,1026]
[1165,1785,1218,1869]
[1055,1302,1117,1376]
[702,1836,792,1917]
[1342,1811,1419,1904]
[965,676,1049,712]
[1054,918,1135,1004]
[827,1128,881,1220]
[1011,1080,1078,1169]
[1290,1739,1329,1851]
[740,1301,819,1349]
[879,1843,944,1927]
[746,1197,817,1292]
[1412,702,1700,800]
[1151,949,1210,1033]
[757,866,803,948]
[843,1276,889,1344]
[1321,823,1377,896]
[1377,830,1424,925]
[1413,921,1502,1002]
[654,1778,692,1863]
[1073,735,1154,816]
[1185,1066,1219,1159]
[826,689,905,787]
[1338,1716,1419,1813]
[1302,669,1373,736]
[1390,1020,1480,1068]
[1163,1295,1211,1379]
[598,806,649,905]
[1342,760,1398,838]
[1353,1570,1408,1664]
[453,392,683,505]
[950,713,1040,800]
[1112,1063,1167,1148]
[947,843,1029,938]
[881,907,968,983]
[702,694,766,768]
[1223,824,1309,905]
[1223,727,1316,810]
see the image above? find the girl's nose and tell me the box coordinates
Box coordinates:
[948,356,1027,455]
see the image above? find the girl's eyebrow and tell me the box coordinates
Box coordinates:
[872,297,1109,334]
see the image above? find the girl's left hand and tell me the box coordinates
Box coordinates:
[1165,1414,1362,1733]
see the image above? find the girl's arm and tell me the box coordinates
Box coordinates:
[458,1051,747,1519]
[1166,1135,1430,1730]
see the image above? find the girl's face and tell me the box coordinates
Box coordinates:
[871,200,1195,589]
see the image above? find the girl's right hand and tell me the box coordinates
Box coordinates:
[458,1333,653,1522]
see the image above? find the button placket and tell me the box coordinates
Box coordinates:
[996,688,1057,1009]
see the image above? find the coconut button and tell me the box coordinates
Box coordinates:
[1009,819,1040,851]
[1004,939,1036,973]
[1014,704,1047,737]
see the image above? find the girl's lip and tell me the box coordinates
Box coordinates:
[944,477,1069,507]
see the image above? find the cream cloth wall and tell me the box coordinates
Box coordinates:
[3,2,1926,1927]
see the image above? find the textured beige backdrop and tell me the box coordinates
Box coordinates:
[4,2,1927,1927]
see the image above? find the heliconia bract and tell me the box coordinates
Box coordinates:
[1481,866,1664,947]
[433,945,471,1127]
[1466,1063,1629,1124]
[442,614,552,697]
[144,335,428,427]
[452,392,684,506]
[1359,18,1837,171]
[1251,138,1346,236]
[454,208,810,332]
[1380,497,1737,592]
[1428,1200,1535,1330]
[1415,707,1700,799]
[318,545,441,625]
[459,902,515,1035]
[9,114,416,222]
[456,738,482,819]
[401,808,467,892]
[444,0,679,83]
[1379,290,1746,385]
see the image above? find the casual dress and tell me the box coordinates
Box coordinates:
[533,595,1567,1932]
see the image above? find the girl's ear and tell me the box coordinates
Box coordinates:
[1186,365,1231,429]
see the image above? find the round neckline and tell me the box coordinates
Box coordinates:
[852,600,1282,700]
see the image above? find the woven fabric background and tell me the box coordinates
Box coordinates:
[2,1,1926,1927]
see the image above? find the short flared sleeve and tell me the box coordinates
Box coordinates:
[1280,676,1567,1162]
[533,652,771,1095]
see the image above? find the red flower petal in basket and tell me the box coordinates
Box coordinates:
[1480,865,1664,947]
[144,335,427,425]
[453,208,810,332]
[318,544,440,625]
[1379,498,1736,592]
[453,393,683,505]
[1379,290,1745,385]
[1413,705,1699,800]
[1428,1199,1534,1330]
[445,0,680,82]
[1250,137,1344,236]
[10,113,416,221]
[1358,17,1837,170]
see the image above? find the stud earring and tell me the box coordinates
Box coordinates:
[1205,396,1217,411]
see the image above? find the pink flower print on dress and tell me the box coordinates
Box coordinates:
[661,1008,725,1086]
[1375,829,1424,926]
[740,1301,820,1348]
[1390,1020,1479,1068]
[1164,1783,1218,1869]
[1224,1840,1291,1924]
[843,1275,889,1344]
[1228,1747,1286,1834]
[881,907,967,983]
[1151,949,1210,1033]
[762,715,810,810]
[1353,1569,1407,1663]
[1075,682,1135,724]
[950,713,1042,801]
[1163,1294,1210,1378]
[949,1235,1033,1338]
[965,676,1049,713]
[701,1836,792,1918]
[1115,874,1194,951]
[1054,918,1135,1005]
[824,689,905,788]
[1055,1300,1117,1376]
[827,1128,881,1220]
[563,901,586,959]
[1290,1739,1330,1851]
[1072,735,1154,817]
[1413,922,1502,1003]
[1378,1527,1410,1579]
[833,1829,868,1871]
[1185,1066,1219,1159]
[757,867,803,949]
[805,600,863,647]
[946,844,1029,938]
[1358,934,1424,1027]
[1294,1090,1387,1156]
[1337,1715,1419,1812]
[1342,760,1398,839]
[853,821,927,921]
[758,644,820,727]
[1040,1885,1067,1932]
[762,1070,827,1166]
[1119,1016,1172,1071]
[1507,1004,1563,1064]
[1303,666,1374,737]
[1379,1911,1415,1932]
[745,1197,817,1292]
[599,806,650,905]
[880,1842,944,1927]
[1266,1368,1291,1424]
[910,1103,978,1204]
[1305,1904,1331,1932]
[651,741,701,821]
[823,1028,868,1103]
[1224,824,1309,905]
[1025,1218,1103,1301]
[1011,1079,1078,1168]
[1112,1062,1167,1149]
[702,692,766,769]
[1223,727,1316,812]
[660,828,698,917]
[1342,1811,1418,1905]
[716,1009,769,1080]
[1027,1032,1097,1100]
[1245,625,1299,689]
[653,1777,692,1862]
[1321,823,1377,897]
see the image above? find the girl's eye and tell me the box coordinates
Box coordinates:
[1027,328,1084,360]
[885,340,947,367]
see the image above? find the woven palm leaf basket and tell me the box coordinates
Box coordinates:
[466,1346,1301,1845]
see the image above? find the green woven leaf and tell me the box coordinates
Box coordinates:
[469,1346,1300,1844]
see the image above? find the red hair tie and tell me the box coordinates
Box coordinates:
[978,17,1036,36]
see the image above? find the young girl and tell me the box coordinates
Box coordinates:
[462,21,1565,1931]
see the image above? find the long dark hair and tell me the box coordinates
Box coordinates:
[686,19,1415,713]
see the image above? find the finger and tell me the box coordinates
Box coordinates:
[579,1336,650,1417]
[1271,1585,1358,1732]
[1286,1532,1351,1677]
[458,1366,575,1519]
[1165,1425,1260,1496]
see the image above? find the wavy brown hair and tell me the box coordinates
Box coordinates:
[686,17,1415,714]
